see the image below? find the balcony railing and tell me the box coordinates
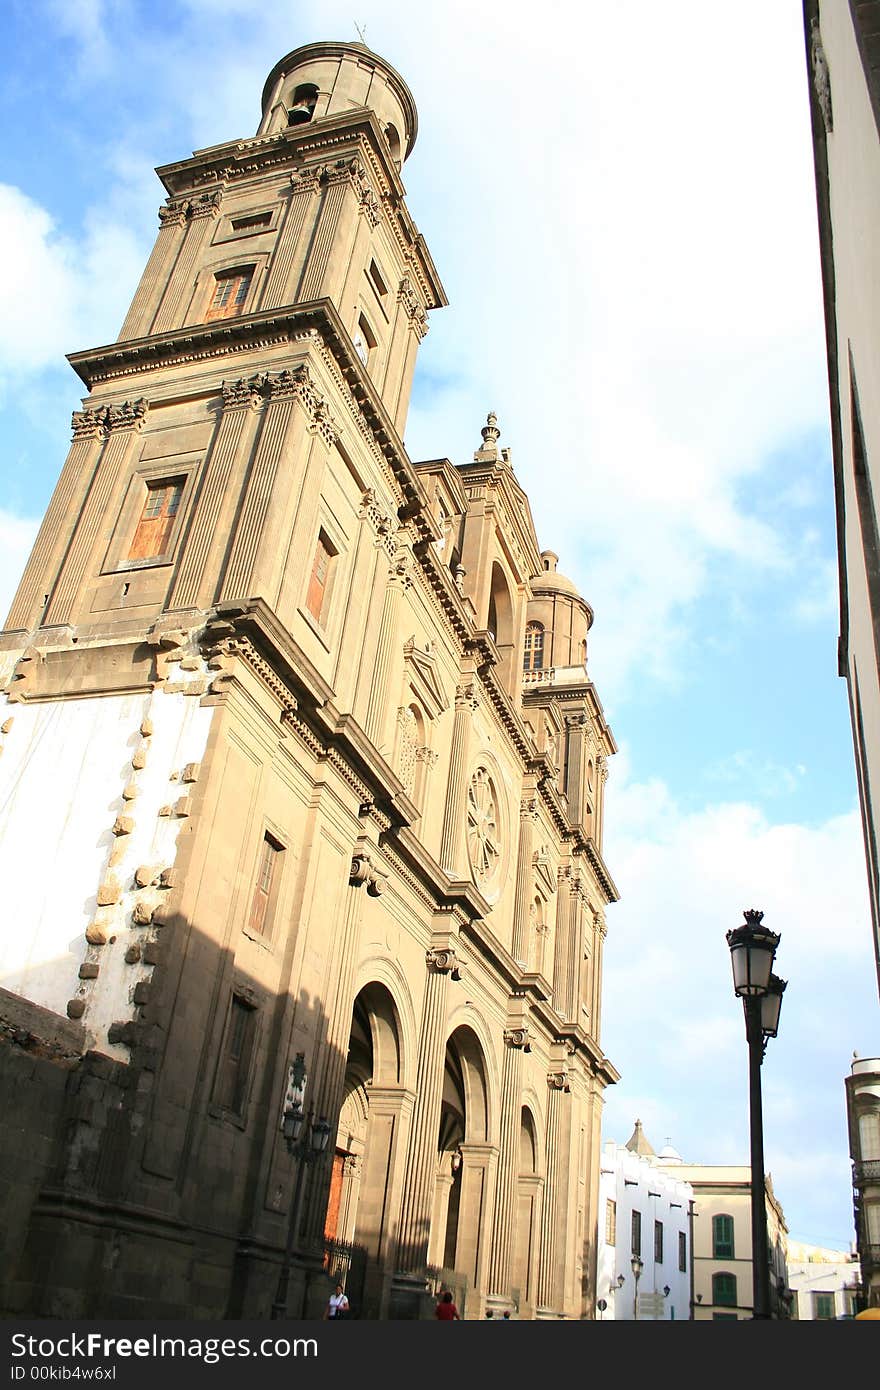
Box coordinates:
[853,1158,880,1187]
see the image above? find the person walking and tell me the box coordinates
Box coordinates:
[323,1282,350,1320]
[435,1290,460,1320]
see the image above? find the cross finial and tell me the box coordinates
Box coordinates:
[354,20,368,44]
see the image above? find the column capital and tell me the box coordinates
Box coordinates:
[504,1025,531,1051]
[547,1069,570,1092]
[105,398,148,433]
[187,189,223,221]
[70,407,109,440]
[350,846,387,896]
[426,946,461,978]
[157,196,189,227]
[454,679,479,713]
[220,376,264,411]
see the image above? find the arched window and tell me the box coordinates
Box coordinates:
[523,621,544,671]
[288,83,318,125]
[712,1272,737,1308]
[712,1213,735,1258]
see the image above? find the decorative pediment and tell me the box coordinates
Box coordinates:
[402,636,448,719]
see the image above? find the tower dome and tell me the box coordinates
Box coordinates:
[258,41,418,166]
[526,551,593,672]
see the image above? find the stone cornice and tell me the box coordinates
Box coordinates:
[521,677,617,756]
[67,298,437,537]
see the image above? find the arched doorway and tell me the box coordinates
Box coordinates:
[428,1025,492,1306]
[328,982,405,1316]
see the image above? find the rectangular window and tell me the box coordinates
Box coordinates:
[813,1293,835,1320]
[678,1230,687,1273]
[367,258,388,299]
[305,529,336,625]
[654,1219,664,1263]
[713,1213,735,1259]
[248,831,283,938]
[213,994,257,1114]
[631,1209,641,1257]
[205,266,254,321]
[231,212,272,231]
[860,1111,880,1161]
[605,1199,617,1246]
[128,478,184,560]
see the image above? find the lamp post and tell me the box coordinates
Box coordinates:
[271,1055,332,1320]
[631,1254,644,1321]
[726,909,787,1321]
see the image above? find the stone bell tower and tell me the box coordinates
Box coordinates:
[6,41,445,642]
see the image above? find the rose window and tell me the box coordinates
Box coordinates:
[467,767,501,889]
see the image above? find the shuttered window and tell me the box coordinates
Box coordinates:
[205,266,253,320]
[128,479,184,560]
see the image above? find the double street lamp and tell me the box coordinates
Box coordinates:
[726,909,787,1321]
[270,1053,332,1321]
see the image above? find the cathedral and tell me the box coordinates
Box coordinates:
[0,41,618,1320]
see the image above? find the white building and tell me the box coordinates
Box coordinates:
[787,1240,860,1320]
[597,1122,693,1320]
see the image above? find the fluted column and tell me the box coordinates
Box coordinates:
[536,1067,570,1318]
[486,1025,529,1305]
[219,367,333,603]
[5,410,106,631]
[364,546,412,749]
[151,191,222,334]
[43,400,148,627]
[118,197,189,341]
[563,713,588,825]
[302,846,386,1245]
[593,915,607,1040]
[168,377,262,610]
[260,170,318,308]
[552,865,573,1016]
[439,681,478,874]
[298,174,347,301]
[511,788,538,963]
[395,942,459,1274]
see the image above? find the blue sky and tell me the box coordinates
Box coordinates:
[1,0,877,1255]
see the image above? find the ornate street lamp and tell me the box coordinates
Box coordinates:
[271,1054,332,1320]
[631,1254,644,1321]
[726,909,787,1321]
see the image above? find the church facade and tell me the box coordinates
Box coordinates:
[0,41,618,1320]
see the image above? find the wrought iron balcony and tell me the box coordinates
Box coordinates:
[852,1158,880,1187]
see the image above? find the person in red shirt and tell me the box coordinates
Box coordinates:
[435,1290,460,1320]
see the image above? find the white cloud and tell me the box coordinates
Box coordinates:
[0,511,39,625]
[0,183,144,381]
[600,767,875,1244]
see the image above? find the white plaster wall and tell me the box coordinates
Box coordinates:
[0,676,214,1056]
[595,1140,693,1320]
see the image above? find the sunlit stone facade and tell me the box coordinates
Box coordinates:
[0,41,618,1319]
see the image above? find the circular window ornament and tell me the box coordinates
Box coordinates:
[467,767,502,892]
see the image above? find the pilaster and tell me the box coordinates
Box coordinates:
[485,1019,530,1309]
[511,787,538,964]
[118,197,189,342]
[394,939,460,1274]
[168,378,262,611]
[438,679,479,874]
[535,1061,570,1318]
[151,191,222,334]
[43,400,148,628]
[363,545,412,751]
[5,412,106,631]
